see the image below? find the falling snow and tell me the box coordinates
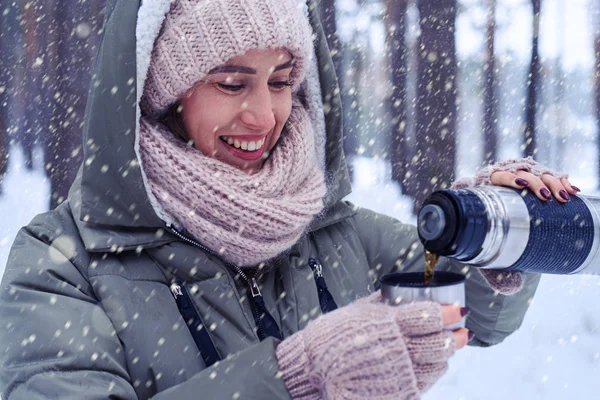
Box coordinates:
[0,0,599,398]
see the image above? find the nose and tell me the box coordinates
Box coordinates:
[239,87,276,132]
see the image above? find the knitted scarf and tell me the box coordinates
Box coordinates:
[139,105,327,267]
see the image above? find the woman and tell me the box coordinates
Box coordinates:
[0,0,578,399]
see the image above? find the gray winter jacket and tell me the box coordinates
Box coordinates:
[0,0,541,399]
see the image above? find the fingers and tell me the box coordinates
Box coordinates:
[396,301,445,336]
[440,305,470,350]
[515,171,556,201]
[489,170,531,189]
[559,176,580,195]
[540,173,572,203]
[452,328,470,350]
[407,330,455,364]
[414,362,449,393]
[440,304,468,327]
[491,170,581,203]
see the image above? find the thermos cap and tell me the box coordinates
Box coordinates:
[418,204,446,241]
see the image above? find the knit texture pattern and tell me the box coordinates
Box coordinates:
[451,156,567,189]
[139,104,326,267]
[276,298,455,399]
[451,156,565,295]
[141,0,314,116]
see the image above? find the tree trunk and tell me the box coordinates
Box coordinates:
[552,0,565,172]
[385,0,409,189]
[524,0,541,158]
[19,0,47,170]
[483,0,498,165]
[0,4,18,193]
[319,0,361,180]
[595,0,600,188]
[410,0,458,213]
[45,0,104,209]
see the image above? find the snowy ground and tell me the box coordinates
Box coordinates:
[0,149,599,399]
[0,146,49,274]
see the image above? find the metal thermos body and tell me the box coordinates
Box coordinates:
[417,186,600,274]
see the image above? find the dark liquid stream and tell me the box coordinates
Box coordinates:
[424,250,439,285]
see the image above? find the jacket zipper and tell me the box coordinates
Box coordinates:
[170,282,221,367]
[168,226,281,341]
[308,258,338,314]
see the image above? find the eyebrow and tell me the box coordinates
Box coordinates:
[208,58,295,75]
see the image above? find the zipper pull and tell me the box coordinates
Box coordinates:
[308,258,339,314]
[250,277,262,297]
[308,258,323,278]
[170,283,183,299]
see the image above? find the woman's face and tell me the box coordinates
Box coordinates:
[179,48,294,172]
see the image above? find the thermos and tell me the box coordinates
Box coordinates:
[417,186,600,274]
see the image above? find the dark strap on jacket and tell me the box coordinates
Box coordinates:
[171,283,221,367]
[171,259,337,366]
[248,292,283,341]
[308,258,339,313]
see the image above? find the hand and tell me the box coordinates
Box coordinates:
[442,305,471,350]
[490,170,580,203]
[450,157,572,295]
[276,297,466,397]
[360,292,471,350]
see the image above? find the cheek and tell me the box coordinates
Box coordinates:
[270,98,293,146]
[282,99,292,121]
[181,94,235,153]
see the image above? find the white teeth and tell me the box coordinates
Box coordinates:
[223,137,267,151]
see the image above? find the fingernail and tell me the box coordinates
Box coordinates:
[515,178,529,187]
[559,190,570,201]
[468,331,475,342]
[460,307,471,317]
[540,188,552,200]
[571,185,581,192]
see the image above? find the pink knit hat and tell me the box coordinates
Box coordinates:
[142,0,314,117]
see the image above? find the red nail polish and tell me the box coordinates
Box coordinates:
[571,185,581,192]
[559,190,570,201]
[460,307,471,317]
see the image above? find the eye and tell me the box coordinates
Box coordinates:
[216,83,245,92]
[269,81,293,91]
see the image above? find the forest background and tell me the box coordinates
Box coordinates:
[1,0,600,398]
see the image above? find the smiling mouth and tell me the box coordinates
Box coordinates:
[219,136,267,152]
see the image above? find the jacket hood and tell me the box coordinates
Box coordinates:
[71,0,352,252]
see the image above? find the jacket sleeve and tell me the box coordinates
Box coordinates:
[0,224,291,399]
[349,203,541,347]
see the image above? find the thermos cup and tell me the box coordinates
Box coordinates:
[417,186,600,274]
[380,272,466,329]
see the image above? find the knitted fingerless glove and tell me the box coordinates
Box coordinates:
[276,299,454,399]
[451,156,567,189]
[451,156,563,295]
